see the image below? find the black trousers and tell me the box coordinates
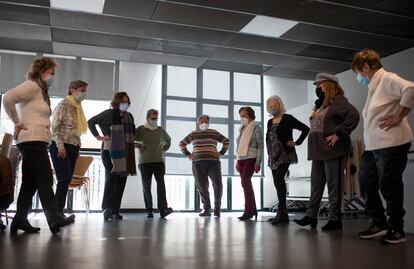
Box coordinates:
[101,150,127,214]
[271,163,290,212]
[138,162,168,212]
[49,141,79,213]
[16,142,59,225]
[359,143,410,231]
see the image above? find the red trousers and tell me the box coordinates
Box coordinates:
[236,158,257,214]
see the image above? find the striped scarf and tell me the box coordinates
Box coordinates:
[109,109,137,176]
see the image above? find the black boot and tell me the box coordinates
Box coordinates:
[238,211,258,221]
[103,209,112,221]
[271,211,289,225]
[293,216,317,228]
[49,214,76,235]
[10,217,41,234]
[321,220,342,231]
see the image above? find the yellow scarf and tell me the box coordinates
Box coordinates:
[66,95,88,135]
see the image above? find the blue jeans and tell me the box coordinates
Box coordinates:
[359,143,410,231]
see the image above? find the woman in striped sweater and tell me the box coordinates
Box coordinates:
[179,115,230,217]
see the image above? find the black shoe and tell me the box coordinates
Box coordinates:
[10,218,41,234]
[238,211,258,221]
[271,212,289,225]
[147,212,154,218]
[112,214,123,220]
[199,210,212,217]
[293,216,317,228]
[321,220,342,231]
[213,209,220,217]
[49,214,76,235]
[103,209,112,221]
[160,207,173,218]
[358,224,388,239]
[380,230,407,244]
[267,217,275,222]
[0,220,6,232]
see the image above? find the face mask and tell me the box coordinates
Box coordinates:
[315,87,324,99]
[240,117,249,126]
[119,103,129,112]
[267,108,279,116]
[356,73,370,86]
[199,123,209,131]
[75,92,86,102]
[149,119,158,127]
[44,75,55,88]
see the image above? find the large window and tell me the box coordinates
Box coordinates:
[162,66,264,211]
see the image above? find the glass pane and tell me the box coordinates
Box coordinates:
[209,123,229,139]
[165,156,193,175]
[165,176,195,210]
[231,176,261,210]
[202,104,228,118]
[234,72,261,103]
[167,99,196,118]
[166,120,196,154]
[167,66,196,98]
[203,69,230,100]
[234,105,262,122]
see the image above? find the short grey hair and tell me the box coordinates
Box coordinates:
[146,109,158,118]
[266,95,286,114]
[197,114,210,123]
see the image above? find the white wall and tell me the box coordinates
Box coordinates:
[118,61,162,209]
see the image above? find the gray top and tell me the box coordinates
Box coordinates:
[236,124,263,165]
[308,95,359,161]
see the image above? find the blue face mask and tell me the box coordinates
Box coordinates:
[119,103,129,112]
[356,73,370,86]
[75,92,86,102]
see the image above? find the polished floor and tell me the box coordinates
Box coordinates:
[1,212,413,269]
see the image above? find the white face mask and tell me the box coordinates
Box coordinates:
[75,92,86,102]
[148,119,158,127]
[199,123,209,131]
[119,103,129,112]
[267,108,279,116]
[240,117,249,126]
[44,75,55,88]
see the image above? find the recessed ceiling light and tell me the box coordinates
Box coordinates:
[0,49,37,56]
[50,0,106,14]
[240,15,298,38]
[43,53,77,60]
[81,57,115,63]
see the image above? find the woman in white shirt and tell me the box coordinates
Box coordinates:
[3,57,75,234]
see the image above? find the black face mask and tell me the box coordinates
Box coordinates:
[315,86,324,109]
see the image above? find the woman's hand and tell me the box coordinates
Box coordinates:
[14,122,28,140]
[325,134,339,146]
[188,154,195,161]
[57,146,67,159]
[254,163,261,173]
[96,135,111,141]
[286,140,296,147]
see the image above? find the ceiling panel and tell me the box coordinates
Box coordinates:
[50,9,148,37]
[161,40,216,58]
[0,37,52,53]
[103,0,158,20]
[136,38,163,52]
[325,0,414,17]
[152,2,254,31]
[277,57,350,74]
[51,28,140,50]
[296,45,358,62]
[201,59,266,74]
[0,2,50,25]
[0,0,50,7]
[226,34,309,55]
[0,21,51,41]
[264,67,318,80]
[53,42,134,61]
[144,21,236,46]
[211,47,289,66]
[130,50,206,68]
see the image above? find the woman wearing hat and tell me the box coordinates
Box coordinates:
[293,73,359,231]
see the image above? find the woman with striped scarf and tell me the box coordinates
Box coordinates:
[88,92,137,221]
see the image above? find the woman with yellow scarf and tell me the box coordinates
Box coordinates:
[50,80,88,215]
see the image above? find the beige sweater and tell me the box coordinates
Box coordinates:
[2,80,51,144]
[362,68,414,150]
